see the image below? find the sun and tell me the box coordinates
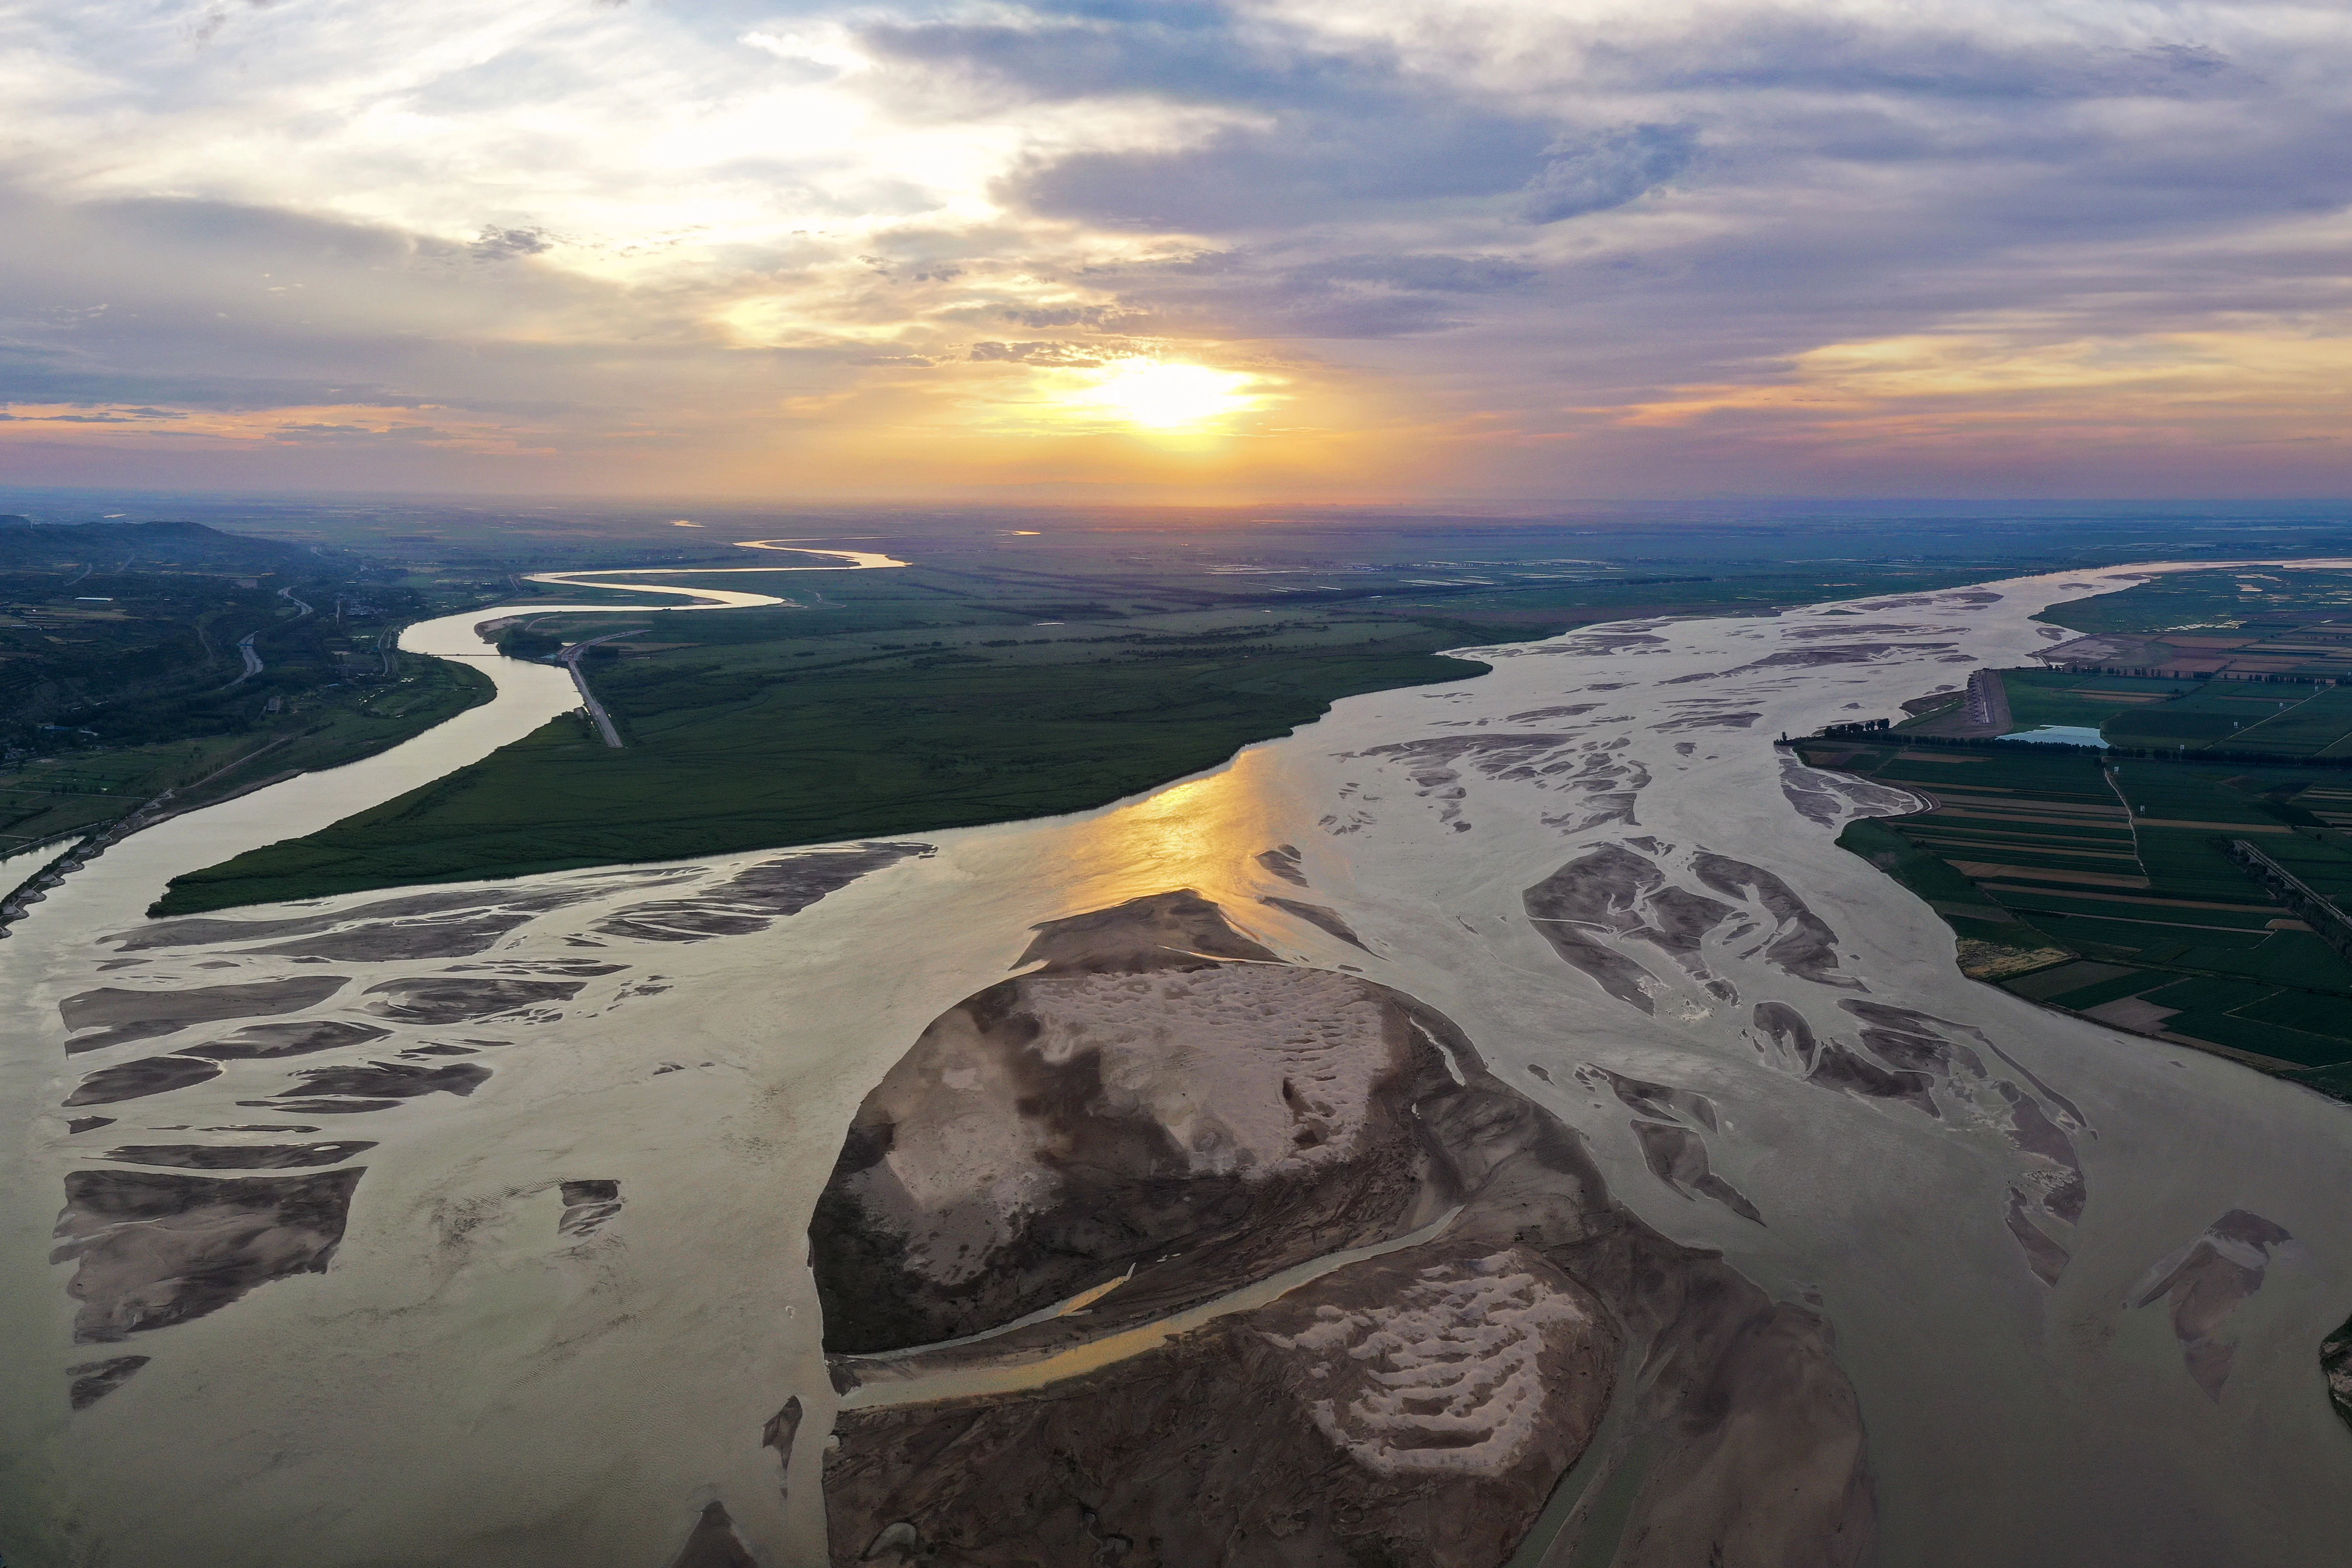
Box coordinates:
[1068,359,1261,430]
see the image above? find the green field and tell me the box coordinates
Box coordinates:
[0,522,506,862]
[153,617,1487,911]
[3,657,492,851]
[2049,565,2352,637]
[1996,567,2352,759]
[155,520,2352,915]
[1860,569,2352,1086]
[1806,733,2352,1100]
[155,532,2093,914]
[1993,669,2193,732]
[1898,569,2352,770]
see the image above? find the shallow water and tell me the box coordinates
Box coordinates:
[837,1204,1467,1410]
[1999,724,2111,746]
[3,559,2349,1568]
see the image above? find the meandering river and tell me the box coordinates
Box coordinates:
[3,556,2348,1568]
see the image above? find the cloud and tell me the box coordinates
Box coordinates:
[970,341,1108,365]
[1006,111,1553,231]
[856,7,1357,112]
[0,0,2344,498]
[1072,249,1544,338]
[998,303,1142,330]
[267,421,466,444]
[20,407,190,423]
[1307,255,1538,294]
[472,226,555,261]
[1619,21,2245,103]
[0,341,433,415]
[1521,125,1700,224]
[861,6,1559,231]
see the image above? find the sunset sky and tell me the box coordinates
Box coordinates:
[2,0,2346,501]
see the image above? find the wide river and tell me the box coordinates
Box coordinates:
[2,557,2348,1567]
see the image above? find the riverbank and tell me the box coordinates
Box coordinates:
[134,542,2134,918]
[5,560,2349,1568]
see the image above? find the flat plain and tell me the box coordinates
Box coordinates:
[0,521,498,858]
[153,513,2092,912]
[1808,566,2352,1101]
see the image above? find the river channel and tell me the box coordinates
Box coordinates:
[1,556,2348,1568]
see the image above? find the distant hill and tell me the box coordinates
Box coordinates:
[0,519,491,855]
[0,520,319,572]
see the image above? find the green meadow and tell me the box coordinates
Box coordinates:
[154,623,1484,911]
[156,543,2043,914]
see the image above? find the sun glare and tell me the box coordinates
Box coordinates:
[1069,359,1260,430]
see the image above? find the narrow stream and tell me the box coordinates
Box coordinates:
[837,1204,1466,1409]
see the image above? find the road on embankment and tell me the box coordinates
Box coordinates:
[557,628,646,747]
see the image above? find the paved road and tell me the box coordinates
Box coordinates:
[1961,665,2013,732]
[1909,665,2015,738]
[557,628,647,748]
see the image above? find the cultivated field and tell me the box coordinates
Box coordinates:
[1805,736,2352,1100]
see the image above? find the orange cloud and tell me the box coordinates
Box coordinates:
[1604,327,2352,453]
[0,402,551,454]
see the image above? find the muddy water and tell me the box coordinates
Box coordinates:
[3,561,2349,1568]
[523,540,909,595]
[0,542,907,931]
[836,1205,1467,1409]
[0,551,897,1561]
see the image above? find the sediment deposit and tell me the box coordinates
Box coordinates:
[816,891,1874,1566]
[6,564,2352,1568]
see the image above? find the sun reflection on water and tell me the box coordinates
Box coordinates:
[1030,758,1293,916]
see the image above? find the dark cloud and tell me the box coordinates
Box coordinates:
[19,408,189,423]
[1248,251,1543,336]
[266,422,459,444]
[907,0,2346,363]
[1522,126,1700,224]
[1614,21,2247,103]
[471,226,554,262]
[1008,111,1552,231]
[863,6,1560,232]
